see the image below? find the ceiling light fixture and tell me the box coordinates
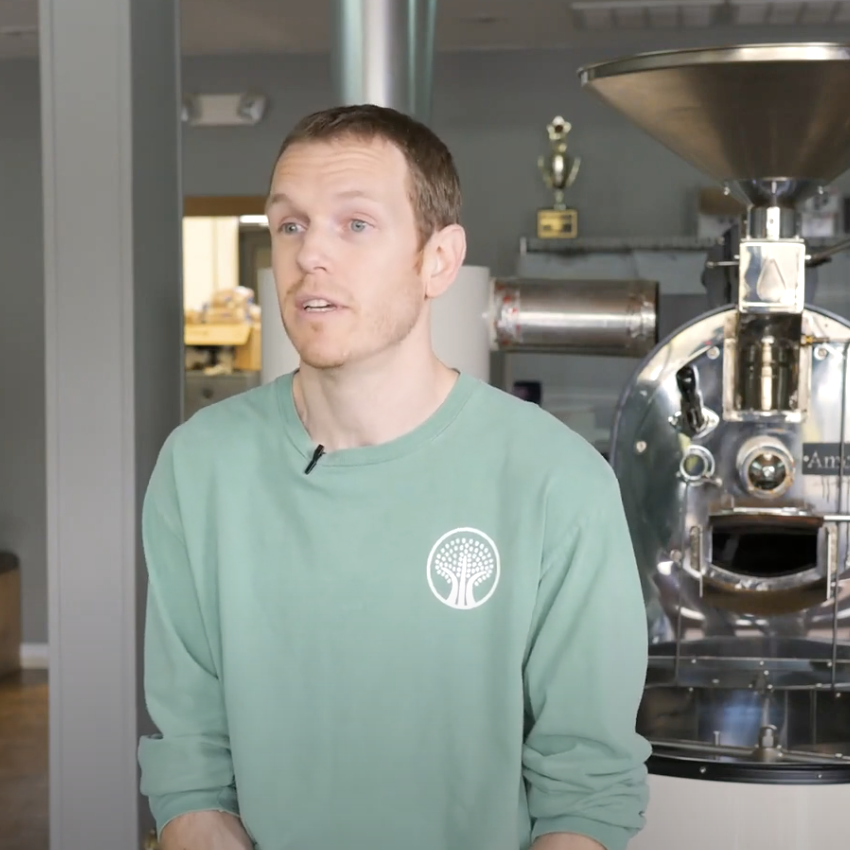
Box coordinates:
[181,93,268,127]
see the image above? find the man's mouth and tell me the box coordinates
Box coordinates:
[302,299,336,313]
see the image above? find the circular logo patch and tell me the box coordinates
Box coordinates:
[426,527,500,610]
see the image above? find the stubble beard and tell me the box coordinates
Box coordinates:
[284,281,426,373]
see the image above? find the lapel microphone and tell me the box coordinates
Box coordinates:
[304,444,325,475]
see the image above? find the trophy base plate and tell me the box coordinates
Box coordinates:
[537,208,578,239]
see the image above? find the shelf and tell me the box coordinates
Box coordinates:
[185,323,252,347]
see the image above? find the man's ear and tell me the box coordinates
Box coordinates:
[422,224,467,300]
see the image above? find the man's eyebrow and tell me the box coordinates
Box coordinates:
[266,192,291,211]
[332,189,380,201]
[266,188,380,211]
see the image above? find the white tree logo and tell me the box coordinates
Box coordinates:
[426,527,500,610]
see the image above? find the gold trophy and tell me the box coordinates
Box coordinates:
[537,116,581,239]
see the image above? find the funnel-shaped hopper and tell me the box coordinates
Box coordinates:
[579,43,850,207]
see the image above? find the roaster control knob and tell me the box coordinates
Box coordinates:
[747,452,788,492]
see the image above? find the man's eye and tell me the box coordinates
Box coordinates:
[279,222,301,235]
[350,220,368,232]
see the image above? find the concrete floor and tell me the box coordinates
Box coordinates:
[0,669,49,850]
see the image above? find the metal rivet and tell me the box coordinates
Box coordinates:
[707,346,720,360]
[635,440,647,454]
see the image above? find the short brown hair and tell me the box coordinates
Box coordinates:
[272,104,462,247]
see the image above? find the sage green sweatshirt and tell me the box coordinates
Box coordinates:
[138,371,650,850]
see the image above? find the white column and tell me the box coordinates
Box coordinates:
[39,0,183,847]
[432,266,493,383]
[259,269,300,384]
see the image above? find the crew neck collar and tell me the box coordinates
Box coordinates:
[275,370,478,468]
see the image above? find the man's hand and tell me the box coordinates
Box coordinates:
[159,811,254,850]
[532,833,605,850]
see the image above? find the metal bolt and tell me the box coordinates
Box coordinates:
[759,726,778,749]
[815,346,829,360]
[707,346,720,360]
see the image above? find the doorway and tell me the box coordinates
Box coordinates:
[181,197,273,421]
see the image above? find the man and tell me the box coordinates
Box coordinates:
[138,104,651,850]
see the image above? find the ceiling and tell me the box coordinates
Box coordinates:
[2,0,850,60]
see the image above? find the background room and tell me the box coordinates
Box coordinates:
[5,1,850,848]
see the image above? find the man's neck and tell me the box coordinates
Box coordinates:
[292,350,459,452]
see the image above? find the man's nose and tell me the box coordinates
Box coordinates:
[295,224,332,273]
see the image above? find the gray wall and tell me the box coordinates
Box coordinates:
[1,60,46,645]
[5,28,850,643]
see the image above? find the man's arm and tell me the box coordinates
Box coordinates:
[532,833,604,850]
[138,437,251,848]
[160,811,253,850]
[522,461,651,850]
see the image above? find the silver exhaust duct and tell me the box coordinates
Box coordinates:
[332,0,438,122]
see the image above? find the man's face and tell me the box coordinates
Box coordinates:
[266,136,428,371]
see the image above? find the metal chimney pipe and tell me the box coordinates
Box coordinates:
[332,0,438,123]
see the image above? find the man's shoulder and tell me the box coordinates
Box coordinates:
[466,379,621,506]
[143,379,286,523]
[472,379,611,463]
[161,378,283,467]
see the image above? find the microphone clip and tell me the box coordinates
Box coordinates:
[304,444,325,474]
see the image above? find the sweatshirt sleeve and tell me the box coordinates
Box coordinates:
[137,442,240,838]
[522,466,651,850]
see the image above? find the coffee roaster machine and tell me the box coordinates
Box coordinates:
[561,42,850,849]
